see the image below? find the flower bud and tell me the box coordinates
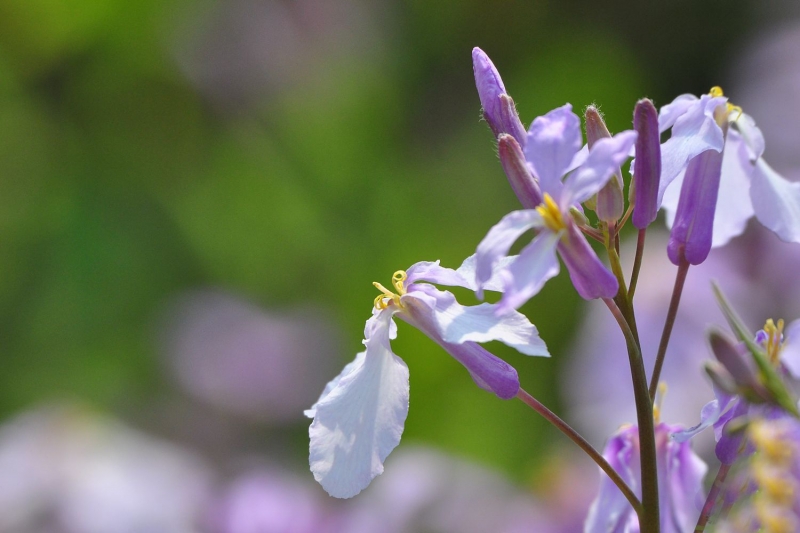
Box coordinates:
[667,147,723,265]
[497,134,542,209]
[585,106,623,222]
[632,99,661,229]
[472,48,526,145]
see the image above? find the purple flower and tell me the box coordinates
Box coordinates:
[584,423,707,533]
[676,318,800,464]
[631,99,662,229]
[659,89,800,264]
[474,104,636,307]
[306,260,549,498]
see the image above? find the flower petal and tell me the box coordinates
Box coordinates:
[454,253,518,293]
[405,260,471,289]
[584,425,639,533]
[709,130,755,248]
[750,157,800,243]
[308,309,410,498]
[440,340,521,399]
[496,229,561,313]
[658,95,726,206]
[558,222,618,300]
[525,104,582,198]
[474,210,543,297]
[561,130,637,208]
[412,285,549,356]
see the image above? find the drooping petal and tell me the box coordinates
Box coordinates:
[561,130,637,209]
[780,319,800,379]
[710,130,755,247]
[558,222,618,300]
[308,309,410,498]
[495,229,561,314]
[525,104,582,198]
[658,95,726,206]
[474,209,544,297]
[667,148,724,265]
[749,157,800,243]
[731,111,765,161]
[408,285,549,356]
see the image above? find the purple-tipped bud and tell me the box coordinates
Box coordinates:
[667,148,723,265]
[558,222,618,300]
[585,106,624,222]
[632,99,661,229]
[497,134,542,209]
[472,48,526,145]
[709,330,763,395]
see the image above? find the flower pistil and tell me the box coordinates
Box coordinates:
[373,271,408,310]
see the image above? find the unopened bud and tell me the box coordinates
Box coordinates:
[585,106,623,222]
[632,99,661,229]
[473,48,526,145]
[498,134,542,209]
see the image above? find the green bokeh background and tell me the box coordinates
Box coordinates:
[0,0,781,486]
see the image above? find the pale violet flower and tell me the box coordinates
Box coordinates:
[585,422,707,533]
[659,88,800,264]
[473,104,636,308]
[305,259,549,498]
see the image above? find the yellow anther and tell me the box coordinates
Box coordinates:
[372,270,409,311]
[535,193,566,233]
[709,86,725,97]
[762,318,786,365]
[727,103,743,120]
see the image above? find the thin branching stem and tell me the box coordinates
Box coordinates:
[648,259,690,400]
[694,463,731,532]
[628,228,646,301]
[516,388,643,517]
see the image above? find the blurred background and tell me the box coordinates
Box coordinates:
[0,0,800,531]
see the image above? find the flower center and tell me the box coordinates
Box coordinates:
[373,270,407,310]
[709,86,743,121]
[535,193,566,232]
[761,318,785,365]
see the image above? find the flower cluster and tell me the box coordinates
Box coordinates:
[306,46,800,532]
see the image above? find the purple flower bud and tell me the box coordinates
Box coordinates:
[667,148,724,265]
[584,106,624,222]
[472,48,525,145]
[558,222,618,300]
[632,99,661,229]
[497,134,542,209]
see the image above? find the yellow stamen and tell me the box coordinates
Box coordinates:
[709,86,743,120]
[535,193,566,233]
[373,270,408,310]
[709,86,724,97]
[653,382,668,424]
[762,318,786,365]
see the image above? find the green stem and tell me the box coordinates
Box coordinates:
[603,297,660,533]
[694,463,731,532]
[516,388,643,517]
[648,259,690,400]
[628,228,646,301]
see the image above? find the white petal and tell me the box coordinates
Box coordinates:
[730,111,765,160]
[710,130,755,248]
[496,229,561,313]
[423,287,549,357]
[308,310,409,498]
[750,158,800,243]
[474,210,543,297]
[658,94,699,132]
[455,253,518,292]
[405,260,471,289]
